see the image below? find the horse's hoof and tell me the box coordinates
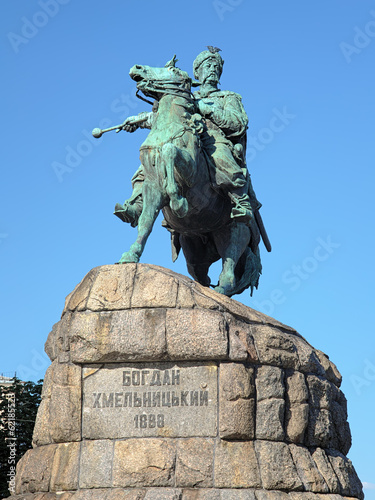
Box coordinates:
[118,251,139,264]
[214,285,235,296]
[214,280,236,296]
[170,197,188,218]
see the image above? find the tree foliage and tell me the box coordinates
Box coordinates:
[0,377,42,498]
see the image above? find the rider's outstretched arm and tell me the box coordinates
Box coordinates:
[121,112,155,133]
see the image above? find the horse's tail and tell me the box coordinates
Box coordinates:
[230,246,262,297]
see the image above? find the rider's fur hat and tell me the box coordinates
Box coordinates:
[193,50,224,80]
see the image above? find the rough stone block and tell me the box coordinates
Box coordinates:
[182,490,221,500]
[85,264,137,311]
[32,398,52,446]
[315,350,342,387]
[214,441,261,488]
[131,265,178,308]
[316,496,347,500]
[220,398,255,440]
[331,401,351,455]
[50,442,80,491]
[45,312,72,361]
[285,403,309,444]
[191,287,226,311]
[4,494,41,500]
[16,494,60,500]
[64,267,100,313]
[67,311,100,361]
[67,490,147,500]
[15,445,57,494]
[220,491,257,499]
[228,329,249,361]
[112,439,176,487]
[289,444,328,493]
[256,398,285,440]
[176,438,214,487]
[255,492,289,500]
[144,489,183,499]
[293,338,325,376]
[335,389,348,417]
[288,494,318,500]
[285,371,308,404]
[52,361,81,386]
[49,385,81,442]
[220,362,255,399]
[311,448,340,494]
[166,309,228,359]
[79,440,114,488]
[40,363,54,399]
[254,440,303,491]
[307,408,338,449]
[327,450,364,499]
[176,280,197,309]
[307,375,334,409]
[227,316,258,362]
[256,365,284,401]
[69,309,167,363]
[33,362,81,447]
[251,325,300,370]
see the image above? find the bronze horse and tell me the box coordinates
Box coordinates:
[117,59,267,296]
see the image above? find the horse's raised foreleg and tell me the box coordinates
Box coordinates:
[118,183,165,263]
[161,142,197,218]
[213,223,251,296]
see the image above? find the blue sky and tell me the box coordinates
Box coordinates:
[1,0,374,494]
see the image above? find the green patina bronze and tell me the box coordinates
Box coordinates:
[94,49,271,296]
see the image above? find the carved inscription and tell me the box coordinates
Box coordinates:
[82,362,217,438]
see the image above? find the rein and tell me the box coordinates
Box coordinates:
[136,78,194,105]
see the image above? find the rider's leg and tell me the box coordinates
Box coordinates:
[211,144,254,225]
[228,185,254,225]
[213,223,251,296]
[118,182,164,263]
[114,166,144,227]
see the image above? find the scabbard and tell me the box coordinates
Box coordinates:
[255,210,272,252]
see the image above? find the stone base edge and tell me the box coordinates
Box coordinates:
[5,490,362,500]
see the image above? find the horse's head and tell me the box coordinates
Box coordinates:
[129,55,192,101]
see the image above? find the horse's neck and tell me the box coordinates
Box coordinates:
[156,93,195,125]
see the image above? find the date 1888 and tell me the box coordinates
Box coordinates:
[134,414,165,429]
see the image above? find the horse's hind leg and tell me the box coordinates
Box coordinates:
[180,234,218,287]
[118,183,164,263]
[213,223,250,296]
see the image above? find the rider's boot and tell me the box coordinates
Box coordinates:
[228,188,253,226]
[114,201,141,228]
[114,166,144,227]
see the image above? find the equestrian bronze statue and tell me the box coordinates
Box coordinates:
[93,49,271,296]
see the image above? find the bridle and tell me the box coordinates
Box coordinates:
[135,78,194,106]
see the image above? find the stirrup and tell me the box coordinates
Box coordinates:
[228,192,253,225]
